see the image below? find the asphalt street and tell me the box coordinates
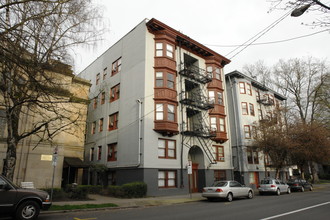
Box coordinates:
[37,187,330,220]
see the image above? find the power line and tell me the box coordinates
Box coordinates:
[225,9,294,59]
[205,29,330,48]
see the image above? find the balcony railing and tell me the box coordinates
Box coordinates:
[181,123,216,138]
[257,98,274,106]
[180,91,214,110]
[179,64,212,84]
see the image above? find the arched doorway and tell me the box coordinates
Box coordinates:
[188,146,205,193]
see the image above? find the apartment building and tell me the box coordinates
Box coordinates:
[78,18,232,196]
[0,63,90,188]
[225,70,288,189]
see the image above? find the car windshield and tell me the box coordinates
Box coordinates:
[212,181,227,187]
[261,179,272,184]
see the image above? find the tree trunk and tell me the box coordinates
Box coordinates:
[2,138,18,181]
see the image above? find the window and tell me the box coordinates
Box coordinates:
[269,95,274,105]
[210,117,217,131]
[103,68,107,80]
[91,121,96,134]
[208,91,215,104]
[155,72,175,89]
[156,43,163,56]
[166,44,174,58]
[215,68,221,80]
[155,42,174,58]
[156,104,164,120]
[99,118,104,132]
[256,90,261,101]
[251,126,257,139]
[246,83,252,95]
[219,117,225,132]
[241,102,248,115]
[158,170,176,188]
[206,66,212,74]
[214,145,225,162]
[96,73,100,85]
[249,103,255,116]
[107,143,117,161]
[244,125,251,139]
[93,97,98,109]
[90,147,94,161]
[110,84,120,102]
[247,148,259,164]
[167,73,175,89]
[158,139,176,159]
[101,92,105,105]
[111,57,122,76]
[210,117,226,132]
[167,104,175,121]
[214,170,226,181]
[155,72,164,87]
[97,146,102,160]
[258,109,263,120]
[239,82,246,94]
[253,150,259,164]
[108,112,118,131]
[217,91,224,105]
[155,103,176,122]
[247,149,253,164]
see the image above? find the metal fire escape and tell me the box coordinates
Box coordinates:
[179,61,217,164]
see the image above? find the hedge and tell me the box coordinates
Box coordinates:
[108,182,147,198]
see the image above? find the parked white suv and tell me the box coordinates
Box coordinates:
[258,178,291,195]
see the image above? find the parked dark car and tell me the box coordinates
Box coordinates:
[0,174,51,220]
[287,178,313,192]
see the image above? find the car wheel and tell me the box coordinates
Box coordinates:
[227,193,233,202]
[15,200,40,220]
[301,187,305,192]
[309,186,313,191]
[287,187,291,194]
[247,190,253,199]
[276,188,280,196]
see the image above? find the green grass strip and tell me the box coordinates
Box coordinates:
[49,203,118,211]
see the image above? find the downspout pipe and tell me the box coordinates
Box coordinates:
[228,76,242,183]
[136,99,143,167]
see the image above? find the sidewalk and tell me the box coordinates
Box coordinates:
[46,193,203,213]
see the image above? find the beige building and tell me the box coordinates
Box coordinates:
[0,62,90,189]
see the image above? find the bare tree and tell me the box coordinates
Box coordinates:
[0,0,103,180]
[242,60,273,89]
[273,57,329,124]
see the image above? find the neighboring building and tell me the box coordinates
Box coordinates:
[78,18,232,196]
[225,70,287,189]
[0,62,90,188]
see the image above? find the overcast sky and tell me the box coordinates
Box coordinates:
[73,0,330,74]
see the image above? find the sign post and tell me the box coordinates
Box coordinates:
[50,146,58,202]
[187,161,192,199]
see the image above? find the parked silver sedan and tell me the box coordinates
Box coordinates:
[202,180,254,202]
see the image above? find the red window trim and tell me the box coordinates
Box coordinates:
[155,41,175,59]
[249,103,255,116]
[239,82,246,94]
[97,146,102,161]
[154,71,176,90]
[111,57,122,76]
[246,83,252,96]
[241,102,248,115]
[213,145,225,162]
[110,84,120,102]
[91,121,96,134]
[158,170,177,188]
[108,112,119,131]
[99,118,104,132]
[155,102,177,122]
[244,125,251,139]
[107,143,117,161]
[158,139,176,159]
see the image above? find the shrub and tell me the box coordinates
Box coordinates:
[107,182,147,198]
[42,188,68,201]
[319,174,330,180]
[69,185,88,199]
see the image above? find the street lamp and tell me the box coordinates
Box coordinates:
[291,4,312,17]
